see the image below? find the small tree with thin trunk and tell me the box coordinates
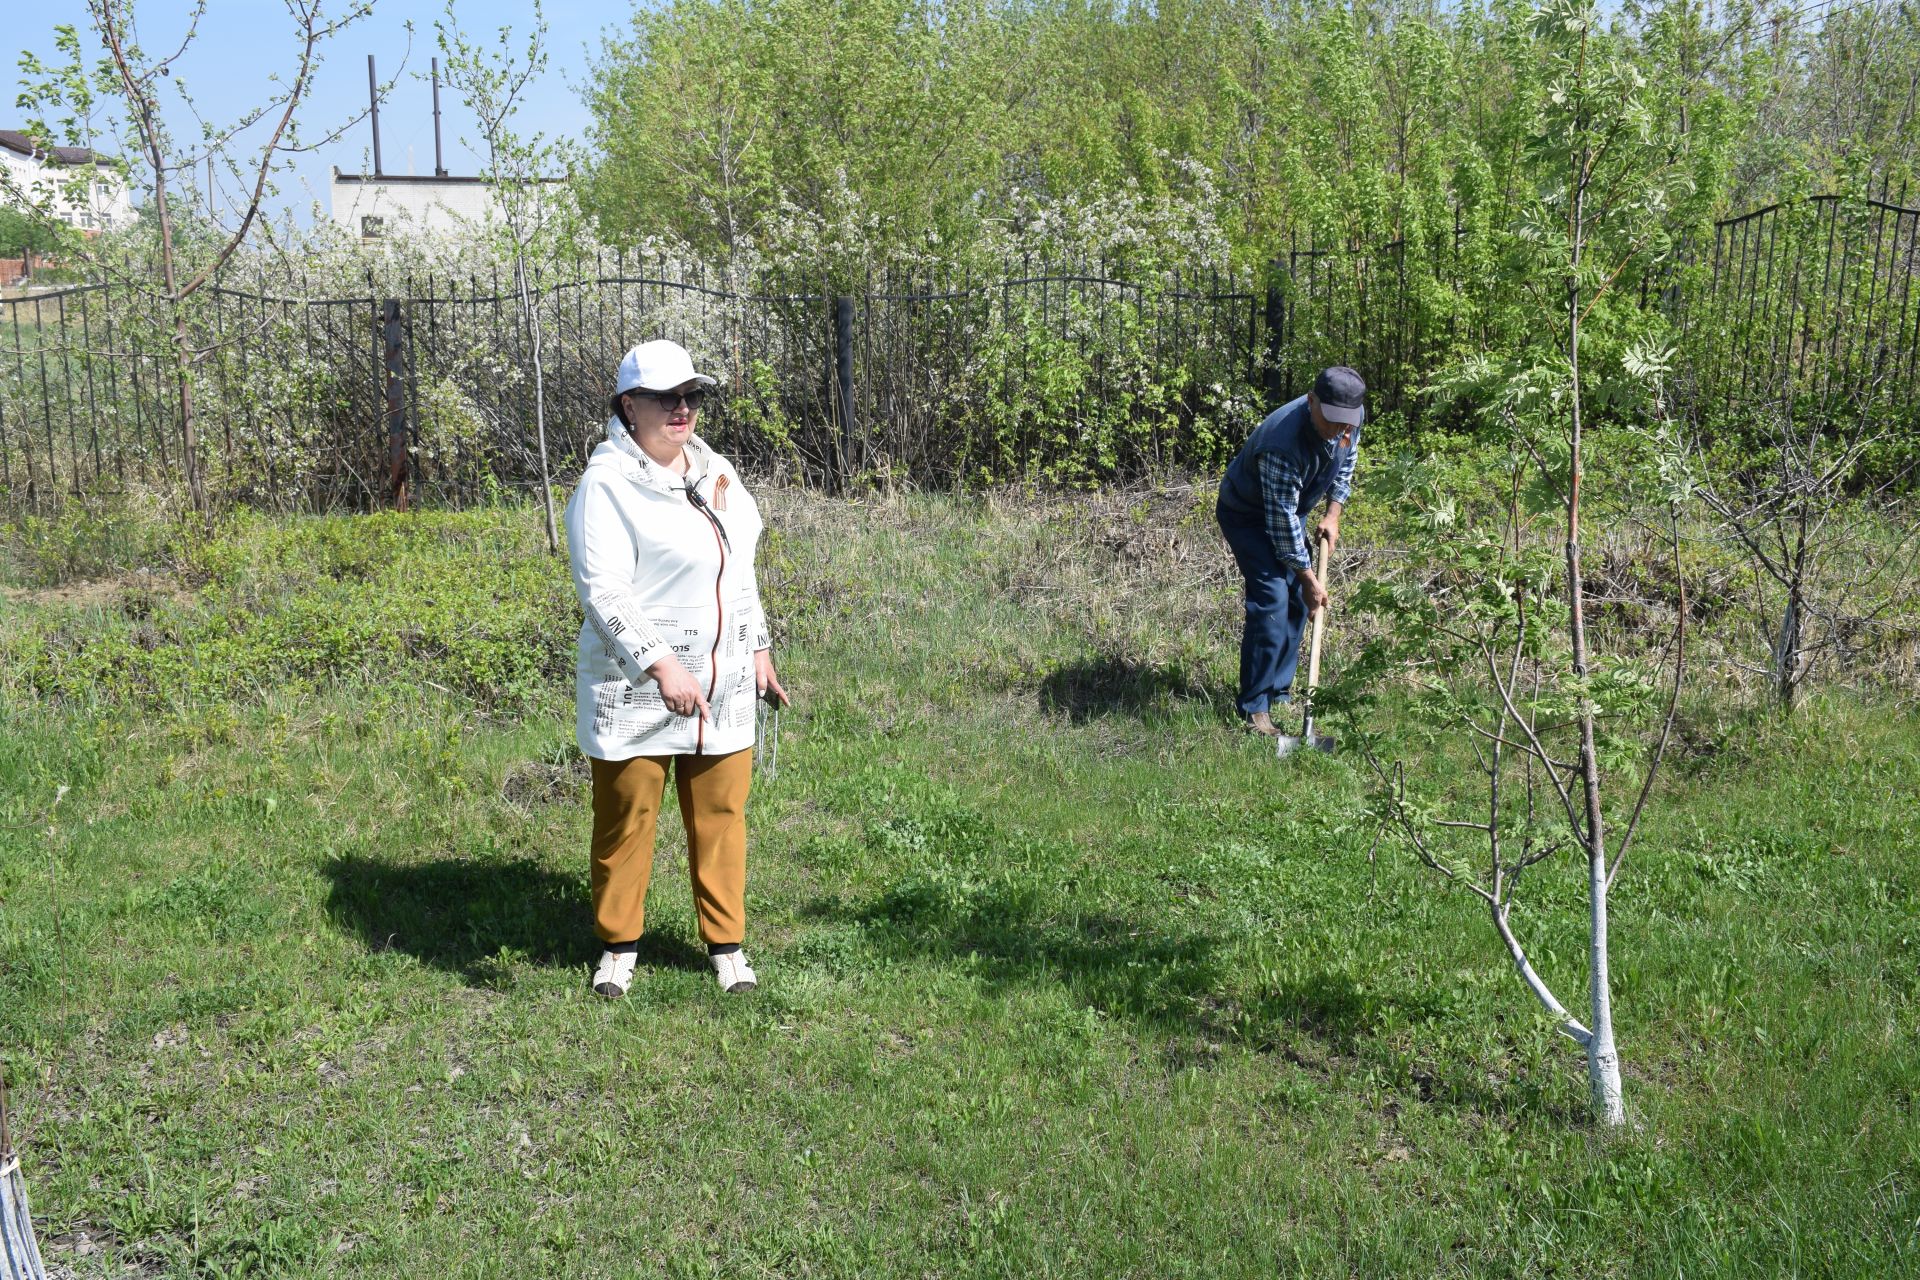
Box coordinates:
[1683,191,1920,709]
[1692,396,1920,710]
[436,0,579,553]
[1338,0,1705,1126]
[11,2,395,515]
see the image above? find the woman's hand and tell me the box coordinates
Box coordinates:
[754,649,789,707]
[647,655,711,721]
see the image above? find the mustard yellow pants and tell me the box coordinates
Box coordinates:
[589,748,752,945]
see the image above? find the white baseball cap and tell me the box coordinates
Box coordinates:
[614,339,716,395]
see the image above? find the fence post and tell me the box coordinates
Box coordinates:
[1263,258,1287,408]
[833,293,855,488]
[381,298,409,511]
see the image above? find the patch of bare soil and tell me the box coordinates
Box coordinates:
[501,756,590,807]
[1,572,196,614]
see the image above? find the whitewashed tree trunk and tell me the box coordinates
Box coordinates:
[1566,91,1627,1129]
[1586,855,1626,1125]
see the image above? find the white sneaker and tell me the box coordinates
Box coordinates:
[710,950,757,993]
[591,949,638,998]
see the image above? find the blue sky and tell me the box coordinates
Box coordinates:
[13,1,623,225]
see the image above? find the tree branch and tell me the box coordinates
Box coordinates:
[1490,898,1593,1047]
[177,1,326,298]
[1610,501,1686,888]
[1473,631,1586,836]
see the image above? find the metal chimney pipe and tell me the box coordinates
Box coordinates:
[432,57,447,177]
[367,54,383,176]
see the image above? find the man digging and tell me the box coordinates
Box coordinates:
[1214,366,1365,736]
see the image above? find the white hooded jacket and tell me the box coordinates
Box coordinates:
[564,420,771,760]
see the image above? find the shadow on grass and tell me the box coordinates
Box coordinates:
[321,853,706,983]
[830,876,1580,1121]
[830,874,1389,1052]
[1037,656,1219,724]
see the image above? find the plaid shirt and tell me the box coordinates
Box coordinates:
[1257,441,1355,569]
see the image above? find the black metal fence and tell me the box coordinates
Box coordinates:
[1686,192,1920,420]
[0,255,1260,511]
[1272,192,1920,432]
[3,194,1912,512]
[0,267,392,510]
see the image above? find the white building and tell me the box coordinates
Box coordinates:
[328,168,502,240]
[328,168,569,241]
[0,129,134,231]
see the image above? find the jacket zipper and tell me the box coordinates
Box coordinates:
[687,481,728,754]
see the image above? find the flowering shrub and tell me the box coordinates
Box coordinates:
[1,187,1263,508]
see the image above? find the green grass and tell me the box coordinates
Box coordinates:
[1,493,1916,1278]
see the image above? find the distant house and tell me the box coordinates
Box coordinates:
[328,167,566,242]
[0,129,133,231]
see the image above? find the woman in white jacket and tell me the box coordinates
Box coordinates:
[564,340,788,998]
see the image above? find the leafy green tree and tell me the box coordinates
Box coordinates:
[582,0,1015,258]
[6,24,118,278]
[13,2,389,515]
[1747,0,1920,198]
[1347,0,1725,1127]
[575,0,1919,279]
[0,208,76,262]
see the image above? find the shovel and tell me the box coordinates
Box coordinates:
[754,691,781,782]
[1276,531,1336,759]
[2,1063,51,1280]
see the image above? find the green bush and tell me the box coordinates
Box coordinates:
[0,490,180,587]
[1,505,577,714]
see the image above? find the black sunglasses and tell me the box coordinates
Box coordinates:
[628,388,707,412]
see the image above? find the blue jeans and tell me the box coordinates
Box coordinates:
[1216,500,1308,717]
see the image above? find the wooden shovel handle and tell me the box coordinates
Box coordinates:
[0,1055,12,1160]
[1304,531,1331,694]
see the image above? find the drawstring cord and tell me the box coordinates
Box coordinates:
[684,480,730,552]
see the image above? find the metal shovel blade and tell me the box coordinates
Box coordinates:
[1274,716,1336,759]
